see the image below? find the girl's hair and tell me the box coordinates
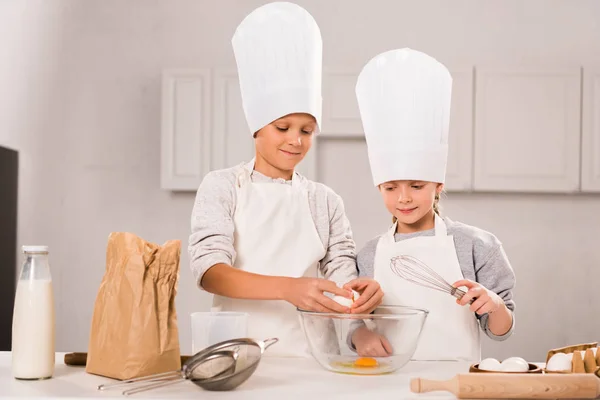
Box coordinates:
[392,192,441,223]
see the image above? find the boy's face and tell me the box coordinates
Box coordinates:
[254,113,316,173]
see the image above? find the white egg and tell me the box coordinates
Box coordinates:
[500,358,529,372]
[546,353,572,372]
[580,350,587,359]
[478,358,502,371]
[592,348,598,356]
[567,352,574,361]
[503,356,528,365]
[333,290,359,308]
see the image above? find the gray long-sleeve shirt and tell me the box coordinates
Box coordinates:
[188,161,359,288]
[357,216,516,341]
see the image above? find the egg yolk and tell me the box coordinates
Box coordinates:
[354,357,378,368]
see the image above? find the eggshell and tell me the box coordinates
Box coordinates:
[500,358,529,372]
[546,353,572,372]
[478,358,502,371]
[333,290,359,308]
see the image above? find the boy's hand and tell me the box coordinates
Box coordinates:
[343,278,384,314]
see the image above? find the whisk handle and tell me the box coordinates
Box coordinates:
[97,371,180,390]
[451,287,475,304]
[122,377,183,396]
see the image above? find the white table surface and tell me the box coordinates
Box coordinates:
[0,352,480,399]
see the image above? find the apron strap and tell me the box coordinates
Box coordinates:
[237,158,302,188]
[386,214,447,240]
[434,213,447,237]
[236,160,255,188]
[384,222,397,243]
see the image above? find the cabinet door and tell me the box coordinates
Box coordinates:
[321,69,363,138]
[213,69,254,172]
[445,68,474,192]
[160,70,211,191]
[473,66,581,192]
[582,68,600,192]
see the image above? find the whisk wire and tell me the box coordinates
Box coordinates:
[390,255,470,302]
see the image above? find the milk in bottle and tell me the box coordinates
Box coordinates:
[11,245,55,380]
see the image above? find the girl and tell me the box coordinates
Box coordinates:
[350,48,516,361]
[188,2,383,358]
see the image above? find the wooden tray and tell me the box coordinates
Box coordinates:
[470,362,543,374]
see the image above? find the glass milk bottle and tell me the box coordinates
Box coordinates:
[11,246,56,380]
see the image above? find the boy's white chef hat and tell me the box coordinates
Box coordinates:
[232,2,323,135]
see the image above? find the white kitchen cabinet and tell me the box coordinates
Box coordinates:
[212,69,255,172]
[582,67,600,192]
[160,69,211,191]
[321,69,363,137]
[444,67,475,192]
[473,66,582,193]
[163,66,590,194]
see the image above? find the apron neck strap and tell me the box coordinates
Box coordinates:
[387,222,398,240]
[236,160,254,187]
[434,213,447,237]
[386,213,447,239]
[237,158,300,188]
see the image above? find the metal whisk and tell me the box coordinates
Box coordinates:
[390,255,473,303]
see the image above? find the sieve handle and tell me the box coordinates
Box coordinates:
[262,338,279,350]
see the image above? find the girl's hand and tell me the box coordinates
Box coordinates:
[452,279,505,315]
[351,326,393,357]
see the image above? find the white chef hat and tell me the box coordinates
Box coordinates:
[355,48,452,186]
[232,2,323,135]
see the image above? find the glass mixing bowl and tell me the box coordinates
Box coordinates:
[298,305,428,375]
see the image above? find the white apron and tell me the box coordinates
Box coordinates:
[211,160,327,357]
[373,214,481,362]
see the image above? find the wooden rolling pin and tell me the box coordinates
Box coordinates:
[410,373,600,399]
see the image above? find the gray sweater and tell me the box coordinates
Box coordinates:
[188,161,358,288]
[357,216,516,341]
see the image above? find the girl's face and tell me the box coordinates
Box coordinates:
[379,180,443,232]
[254,113,316,176]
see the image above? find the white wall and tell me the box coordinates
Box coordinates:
[1,0,599,362]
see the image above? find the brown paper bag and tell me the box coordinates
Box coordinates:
[86,232,182,380]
